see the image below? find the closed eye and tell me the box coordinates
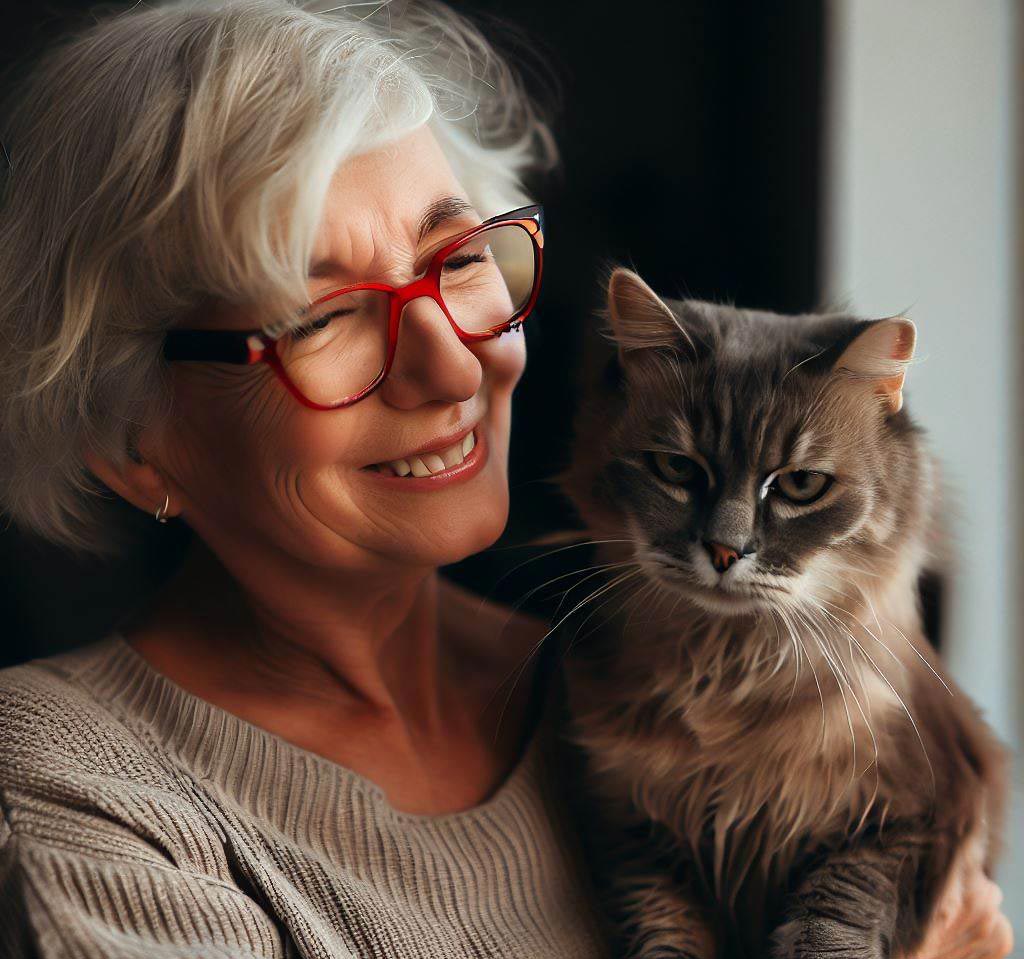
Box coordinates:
[288,309,356,341]
[443,252,489,271]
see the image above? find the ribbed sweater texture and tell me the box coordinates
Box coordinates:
[0,632,612,958]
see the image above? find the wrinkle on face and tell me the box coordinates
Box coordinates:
[153,124,523,583]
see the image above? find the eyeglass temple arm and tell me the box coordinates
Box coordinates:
[162,328,264,364]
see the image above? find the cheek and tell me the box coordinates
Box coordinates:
[606,460,699,549]
[475,328,526,389]
[165,366,291,481]
[760,489,870,568]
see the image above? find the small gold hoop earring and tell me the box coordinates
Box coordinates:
[154,492,170,524]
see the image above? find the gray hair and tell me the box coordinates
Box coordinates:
[0,0,555,557]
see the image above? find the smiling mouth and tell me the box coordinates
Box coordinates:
[362,429,477,478]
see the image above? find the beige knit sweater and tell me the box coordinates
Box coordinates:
[0,632,611,958]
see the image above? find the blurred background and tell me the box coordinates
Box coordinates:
[1,0,1020,930]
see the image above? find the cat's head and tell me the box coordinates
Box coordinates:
[562,268,932,620]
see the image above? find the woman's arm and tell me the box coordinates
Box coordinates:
[0,806,289,959]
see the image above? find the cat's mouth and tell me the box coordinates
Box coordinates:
[641,560,793,617]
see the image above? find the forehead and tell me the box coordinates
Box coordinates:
[665,360,847,472]
[310,124,470,261]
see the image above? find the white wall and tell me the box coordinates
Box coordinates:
[825,0,1021,923]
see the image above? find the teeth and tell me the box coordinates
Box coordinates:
[377,430,476,477]
[439,444,463,469]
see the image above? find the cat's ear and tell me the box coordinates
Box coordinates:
[604,268,692,358]
[831,317,916,413]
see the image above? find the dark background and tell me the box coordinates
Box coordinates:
[0,1,842,668]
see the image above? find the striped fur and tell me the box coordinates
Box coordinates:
[558,270,1008,959]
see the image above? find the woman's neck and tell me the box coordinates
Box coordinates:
[118,537,548,815]
[124,537,452,728]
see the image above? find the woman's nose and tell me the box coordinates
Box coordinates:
[378,295,483,409]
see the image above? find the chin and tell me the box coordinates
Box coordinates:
[407,492,510,569]
[645,569,778,618]
[684,587,773,617]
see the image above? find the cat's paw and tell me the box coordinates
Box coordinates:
[769,917,890,959]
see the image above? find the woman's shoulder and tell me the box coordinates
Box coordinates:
[0,637,235,870]
[0,636,182,799]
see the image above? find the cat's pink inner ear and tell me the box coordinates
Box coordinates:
[606,268,687,354]
[832,317,916,413]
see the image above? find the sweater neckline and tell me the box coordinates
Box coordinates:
[73,630,551,831]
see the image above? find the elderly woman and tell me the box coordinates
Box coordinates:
[0,1,1012,957]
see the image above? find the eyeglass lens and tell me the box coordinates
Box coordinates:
[276,222,536,406]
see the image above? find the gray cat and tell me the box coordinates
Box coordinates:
[558,268,1008,959]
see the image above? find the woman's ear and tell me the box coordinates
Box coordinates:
[81,443,179,520]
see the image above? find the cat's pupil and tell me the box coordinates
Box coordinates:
[791,471,811,489]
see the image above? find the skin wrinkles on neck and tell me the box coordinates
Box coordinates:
[122,534,544,814]
[114,127,538,813]
[131,537,460,731]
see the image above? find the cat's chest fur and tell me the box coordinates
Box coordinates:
[565,609,911,886]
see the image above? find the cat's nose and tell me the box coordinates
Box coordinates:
[703,540,742,573]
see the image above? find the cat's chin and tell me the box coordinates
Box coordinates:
[684,587,774,617]
[646,572,782,618]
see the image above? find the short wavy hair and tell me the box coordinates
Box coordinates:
[0,0,555,557]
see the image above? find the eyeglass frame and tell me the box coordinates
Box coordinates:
[161,204,544,411]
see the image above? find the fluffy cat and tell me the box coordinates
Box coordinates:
[557,268,1007,959]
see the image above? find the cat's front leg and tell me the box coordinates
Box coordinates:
[612,864,716,959]
[592,821,716,959]
[768,843,910,959]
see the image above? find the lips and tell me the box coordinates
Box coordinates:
[359,425,488,489]
[361,423,479,478]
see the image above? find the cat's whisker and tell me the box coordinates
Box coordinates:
[489,567,645,743]
[886,618,954,697]
[547,278,999,952]
[769,608,802,709]
[488,561,638,637]
[782,345,831,383]
[819,558,884,581]
[579,576,668,656]
[817,597,906,677]
[547,562,642,621]
[565,568,647,653]
[764,611,790,680]
[814,600,936,793]
[848,582,954,698]
[475,537,636,606]
[809,605,882,742]
[803,603,883,783]
[780,606,825,742]
[623,579,662,629]
[793,605,860,783]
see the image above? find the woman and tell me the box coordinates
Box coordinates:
[0,1,1011,957]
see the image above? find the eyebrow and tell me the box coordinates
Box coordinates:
[416,195,475,243]
[306,195,476,279]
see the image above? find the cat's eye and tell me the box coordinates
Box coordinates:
[646,451,704,487]
[771,470,832,504]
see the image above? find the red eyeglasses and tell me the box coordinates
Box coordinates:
[162,204,544,410]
